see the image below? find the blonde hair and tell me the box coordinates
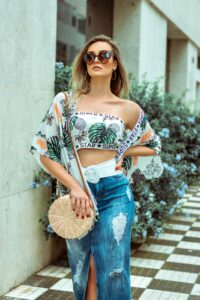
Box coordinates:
[69,34,130,103]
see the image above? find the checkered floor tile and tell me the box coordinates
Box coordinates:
[1,185,200,300]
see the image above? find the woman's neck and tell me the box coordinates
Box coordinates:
[87,77,113,99]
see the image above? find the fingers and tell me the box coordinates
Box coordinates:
[70,195,93,219]
[115,157,124,171]
[71,196,76,211]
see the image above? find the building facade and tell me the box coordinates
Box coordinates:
[58,0,200,112]
[1,0,200,296]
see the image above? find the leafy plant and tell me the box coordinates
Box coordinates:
[129,76,200,241]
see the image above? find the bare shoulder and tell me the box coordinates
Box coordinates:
[120,99,142,130]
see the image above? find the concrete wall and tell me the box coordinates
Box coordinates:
[150,0,200,48]
[168,40,198,110]
[113,0,167,89]
[138,0,167,88]
[113,0,140,79]
[150,0,200,111]
[86,0,113,39]
[0,0,65,296]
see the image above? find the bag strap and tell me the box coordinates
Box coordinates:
[57,91,90,198]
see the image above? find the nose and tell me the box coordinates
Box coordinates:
[94,56,100,63]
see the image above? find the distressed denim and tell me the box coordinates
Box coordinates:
[65,170,135,300]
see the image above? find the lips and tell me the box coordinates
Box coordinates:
[92,66,102,70]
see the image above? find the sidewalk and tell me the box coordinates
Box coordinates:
[1,185,200,300]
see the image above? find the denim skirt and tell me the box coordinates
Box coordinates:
[65,164,135,300]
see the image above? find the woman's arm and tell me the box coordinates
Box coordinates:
[40,155,94,217]
[123,145,156,157]
[40,155,81,190]
[122,100,159,157]
[115,100,161,173]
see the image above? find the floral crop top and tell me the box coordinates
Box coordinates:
[70,111,126,151]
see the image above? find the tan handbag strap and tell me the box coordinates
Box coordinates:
[57,92,90,197]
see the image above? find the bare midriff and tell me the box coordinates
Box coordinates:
[77,148,117,167]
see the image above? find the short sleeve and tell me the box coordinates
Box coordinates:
[29,92,65,174]
[115,108,164,181]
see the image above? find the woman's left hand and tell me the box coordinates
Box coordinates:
[115,156,126,174]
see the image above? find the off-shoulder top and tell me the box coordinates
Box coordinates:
[69,111,126,151]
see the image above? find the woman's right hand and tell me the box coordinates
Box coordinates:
[70,187,94,219]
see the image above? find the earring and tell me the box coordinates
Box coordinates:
[111,69,117,80]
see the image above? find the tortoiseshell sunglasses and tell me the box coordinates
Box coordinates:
[83,50,114,65]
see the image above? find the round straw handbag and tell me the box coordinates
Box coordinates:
[48,92,96,239]
[48,193,96,239]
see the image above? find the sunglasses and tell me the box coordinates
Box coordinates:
[83,50,114,65]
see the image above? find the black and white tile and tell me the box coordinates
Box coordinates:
[1,185,200,300]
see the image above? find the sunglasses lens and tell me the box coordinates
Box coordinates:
[99,51,111,63]
[84,53,94,64]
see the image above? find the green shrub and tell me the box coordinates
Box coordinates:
[129,77,200,240]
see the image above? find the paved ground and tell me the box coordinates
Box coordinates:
[1,184,200,300]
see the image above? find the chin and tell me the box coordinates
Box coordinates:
[90,72,109,78]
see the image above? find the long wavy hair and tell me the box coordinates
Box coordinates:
[69,34,130,103]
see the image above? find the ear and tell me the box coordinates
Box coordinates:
[113,59,118,70]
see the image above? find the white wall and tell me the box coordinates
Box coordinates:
[169,40,198,111]
[113,0,141,80]
[150,0,200,48]
[0,0,65,296]
[113,0,167,90]
[139,0,167,88]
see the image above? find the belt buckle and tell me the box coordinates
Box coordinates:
[84,165,100,183]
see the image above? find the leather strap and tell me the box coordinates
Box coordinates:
[57,92,90,198]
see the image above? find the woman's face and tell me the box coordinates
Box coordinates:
[85,41,117,80]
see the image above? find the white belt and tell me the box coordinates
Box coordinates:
[81,158,123,183]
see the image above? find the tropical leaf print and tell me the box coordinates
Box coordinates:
[75,131,88,143]
[88,123,117,144]
[30,145,37,153]
[36,138,47,151]
[122,155,132,172]
[36,131,46,139]
[139,129,153,143]
[47,136,61,162]
[59,182,69,195]
[60,99,67,118]
[62,124,72,150]
[53,102,62,123]
[69,115,78,130]
[122,130,128,140]
[146,140,159,149]
[42,108,52,123]
[141,114,147,131]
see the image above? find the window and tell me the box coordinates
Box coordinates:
[198,56,200,69]
[58,0,71,24]
[77,15,86,34]
[56,41,68,65]
[71,6,77,27]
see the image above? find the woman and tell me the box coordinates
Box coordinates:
[30,34,163,300]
